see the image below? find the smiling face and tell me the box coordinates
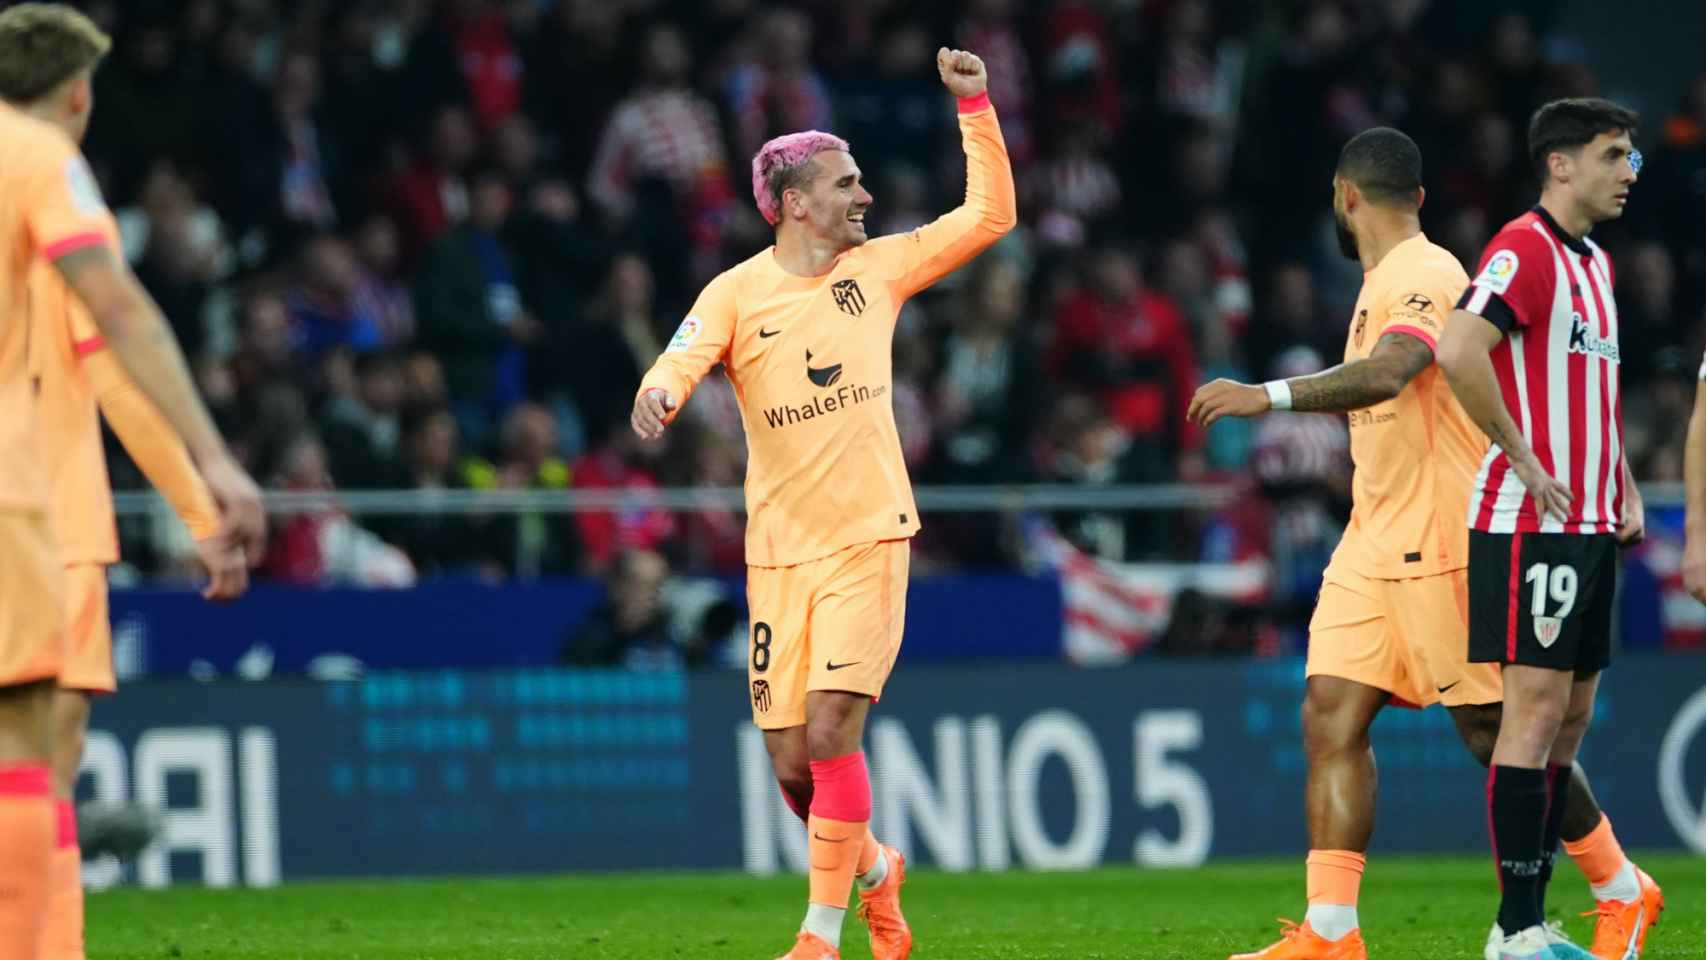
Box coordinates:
[786,149,873,250]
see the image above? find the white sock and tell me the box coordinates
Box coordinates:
[1305,904,1359,941]
[856,846,889,891]
[1591,860,1640,903]
[801,903,845,948]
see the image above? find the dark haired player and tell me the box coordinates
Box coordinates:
[1439,97,1662,960]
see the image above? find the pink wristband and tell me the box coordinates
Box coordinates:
[956,92,991,114]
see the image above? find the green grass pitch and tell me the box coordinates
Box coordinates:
[87,853,1703,959]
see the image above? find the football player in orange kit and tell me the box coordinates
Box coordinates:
[0,6,264,957]
[632,48,1014,960]
[6,24,249,960]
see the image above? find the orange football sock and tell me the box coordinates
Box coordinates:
[45,800,83,960]
[856,828,881,876]
[1562,814,1628,888]
[807,815,864,907]
[0,765,56,960]
[1306,849,1366,906]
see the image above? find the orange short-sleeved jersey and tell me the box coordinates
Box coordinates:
[0,103,113,513]
[1325,234,1488,582]
[28,216,122,564]
[640,101,1015,567]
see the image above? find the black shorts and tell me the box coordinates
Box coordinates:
[1467,530,1616,673]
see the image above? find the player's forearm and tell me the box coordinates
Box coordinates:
[56,247,229,465]
[87,350,221,540]
[1441,348,1538,469]
[98,309,227,465]
[1285,358,1406,412]
[890,106,1016,296]
[957,100,1017,237]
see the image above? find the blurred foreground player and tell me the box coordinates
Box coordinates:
[0,8,253,958]
[1190,127,1655,960]
[0,5,265,956]
[1439,98,1660,960]
[1682,351,1706,604]
[632,48,1014,960]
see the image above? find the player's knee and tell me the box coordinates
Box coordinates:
[803,693,868,759]
[1558,697,1594,743]
[769,748,812,794]
[1301,695,1365,756]
[1503,697,1569,756]
[805,723,853,761]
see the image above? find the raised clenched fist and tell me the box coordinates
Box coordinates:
[937,47,987,99]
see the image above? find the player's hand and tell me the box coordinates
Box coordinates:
[1617,481,1645,547]
[1511,455,1572,523]
[1187,379,1268,427]
[201,454,267,562]
[937,48,987,99]
[1684,536,1706,603]
[631,389,676,440]
[193,533,249,602]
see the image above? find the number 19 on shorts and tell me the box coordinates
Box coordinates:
[1525,562,1577,621]
[1468,530,1616,672]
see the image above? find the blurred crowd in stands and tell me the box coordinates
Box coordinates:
[69,1,1706,606]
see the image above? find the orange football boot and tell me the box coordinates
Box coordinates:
[1586,866,1664,960]
[775,931,838,960]
[856,844,912,960]
[1229,919,1368,960]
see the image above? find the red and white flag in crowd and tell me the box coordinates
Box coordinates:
[1026,520,1269,664]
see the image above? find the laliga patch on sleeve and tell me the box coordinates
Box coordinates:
[1475,249,1519,294]
[664,315,702,354]
[63,155,107,217]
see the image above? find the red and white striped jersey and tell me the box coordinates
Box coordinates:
[1457,207,1623,535]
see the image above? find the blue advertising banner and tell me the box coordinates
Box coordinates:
[84,657,1706,886]
[105,575,1062,678]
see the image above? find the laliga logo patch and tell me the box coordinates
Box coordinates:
[64,156,106,217]
[664,315,702,354]
[1477,250,1519,295]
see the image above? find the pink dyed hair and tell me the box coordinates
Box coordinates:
[750,130,851,226]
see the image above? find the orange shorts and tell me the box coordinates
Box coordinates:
[58,564,114,694]
[745,539,910,729]
[1306,566,1502,709]
[0,511,64,688]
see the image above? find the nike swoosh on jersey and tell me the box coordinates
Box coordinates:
[758,328,780,338]
[825,660,861,671]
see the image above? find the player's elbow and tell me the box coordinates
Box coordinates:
[88,299,155,347]
[1435,334,1471,382]
[971,204,1016,244]
[988,185,1018,237]
[985,196,1017,237]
